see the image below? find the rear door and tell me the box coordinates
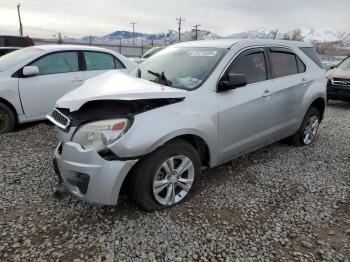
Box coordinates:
[18,51,85,118]
[267,47,307,132]
[82,51,127,79]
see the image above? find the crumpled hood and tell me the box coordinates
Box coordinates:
[328,67,350,79]
[56,71,188,111]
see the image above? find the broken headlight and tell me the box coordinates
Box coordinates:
[72,119,130,151]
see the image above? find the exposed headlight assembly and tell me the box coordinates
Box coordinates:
[72,118,130,151]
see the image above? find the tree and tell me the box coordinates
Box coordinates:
[282,29,304,42]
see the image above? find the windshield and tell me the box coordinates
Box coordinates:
[142,47,163,59]
[0,47,44,72]
[130,47,227,90]
[338,57,350,71]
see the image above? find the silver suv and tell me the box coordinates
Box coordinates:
[48,39,327,211]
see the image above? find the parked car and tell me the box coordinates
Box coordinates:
[132,47,164,64]
[327,56,350,101]
[0,35,34,47]
[0,47,20,57]
[322,61,338,71]
[48,39,327,211]
[0,45,137,134]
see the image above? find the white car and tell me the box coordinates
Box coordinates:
[0,45,137,134]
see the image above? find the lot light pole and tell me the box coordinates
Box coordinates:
[130,21,137,45]
[176,17,185,42]
[17,3,23,37]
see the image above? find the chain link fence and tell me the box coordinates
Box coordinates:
[33,38,159,57]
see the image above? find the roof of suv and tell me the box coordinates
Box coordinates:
[173,38,314,49]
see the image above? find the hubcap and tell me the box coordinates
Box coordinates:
[153,155,194,206]
[303,115,319,145]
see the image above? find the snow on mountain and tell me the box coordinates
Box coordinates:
[228,28,350,45]
[80,30,221,45]
[79,27,349,46]
[228,29,278,40]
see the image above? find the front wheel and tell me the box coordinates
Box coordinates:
[0,102,16,135]
[289,107,321,146]
[129,139,201,211]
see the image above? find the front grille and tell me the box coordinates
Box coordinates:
[332,78,350,88]
[46,109,71,130]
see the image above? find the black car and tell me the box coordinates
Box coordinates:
[0,47,20,57]
[327,57,350,101]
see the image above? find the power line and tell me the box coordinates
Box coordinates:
[130,21,137,45]
[193,24,201,40]
[17,3,23,36]
[176,17,185,42]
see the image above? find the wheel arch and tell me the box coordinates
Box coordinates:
[0,97,18,123]
[309,97,326,120]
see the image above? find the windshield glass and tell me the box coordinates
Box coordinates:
[338,57,350,71]
[0,47,44,72]
[142,47,163,59]
[130,47,227,90]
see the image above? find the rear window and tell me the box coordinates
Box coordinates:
[299,47,323,68]
[270,52,298,78]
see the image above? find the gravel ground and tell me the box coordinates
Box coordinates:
[0,101,349,261]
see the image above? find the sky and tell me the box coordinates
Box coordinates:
[0,0,348,38]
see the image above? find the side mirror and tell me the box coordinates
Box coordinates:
[23,66,39,76]
[218,73,248,92]
[330,65,337,70]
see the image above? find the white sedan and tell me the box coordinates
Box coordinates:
[0,45,137,134]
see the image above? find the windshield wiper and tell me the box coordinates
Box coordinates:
[147,70,172,87]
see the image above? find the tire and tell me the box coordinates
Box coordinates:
[129,139,201,211]
[289,107,321,146]
[0,102,16,135]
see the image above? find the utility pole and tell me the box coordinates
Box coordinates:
[17,3,23,36]
[193,24,201,40]
[89,35,92,45]
[130,21,137,45]
[176,17,185,42]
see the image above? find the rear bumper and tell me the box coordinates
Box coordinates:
[54,142,137,205]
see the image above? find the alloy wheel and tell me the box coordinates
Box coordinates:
[303,115,319,145]
[152,155,195,206]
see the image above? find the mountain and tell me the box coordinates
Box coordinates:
[78,28,350,47]
[228,28,350,45]
[80,30,221,45]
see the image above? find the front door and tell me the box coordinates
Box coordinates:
[18,51,85,118]
[217,48,277,163]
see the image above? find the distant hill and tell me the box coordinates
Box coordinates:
[78,27,350,47]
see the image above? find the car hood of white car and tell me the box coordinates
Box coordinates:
[56,71,188,112]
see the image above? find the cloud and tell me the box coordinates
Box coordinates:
[0,0,348,37]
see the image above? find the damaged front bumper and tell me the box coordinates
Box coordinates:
[53,142,137,205]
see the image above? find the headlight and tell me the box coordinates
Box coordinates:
[72,118,130,151]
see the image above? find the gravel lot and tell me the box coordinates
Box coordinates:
[0,101,349,261]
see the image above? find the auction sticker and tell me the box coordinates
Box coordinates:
[188,50,218,57]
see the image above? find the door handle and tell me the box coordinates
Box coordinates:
[262,89,272,97]
[301,78,308,86]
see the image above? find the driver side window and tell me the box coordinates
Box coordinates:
[227,51,267,84]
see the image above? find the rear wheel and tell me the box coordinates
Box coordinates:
[0,102,15,135]
[129,139,201,211]
[289,107,320,146]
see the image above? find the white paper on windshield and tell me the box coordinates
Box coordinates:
[188,50,218,57]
